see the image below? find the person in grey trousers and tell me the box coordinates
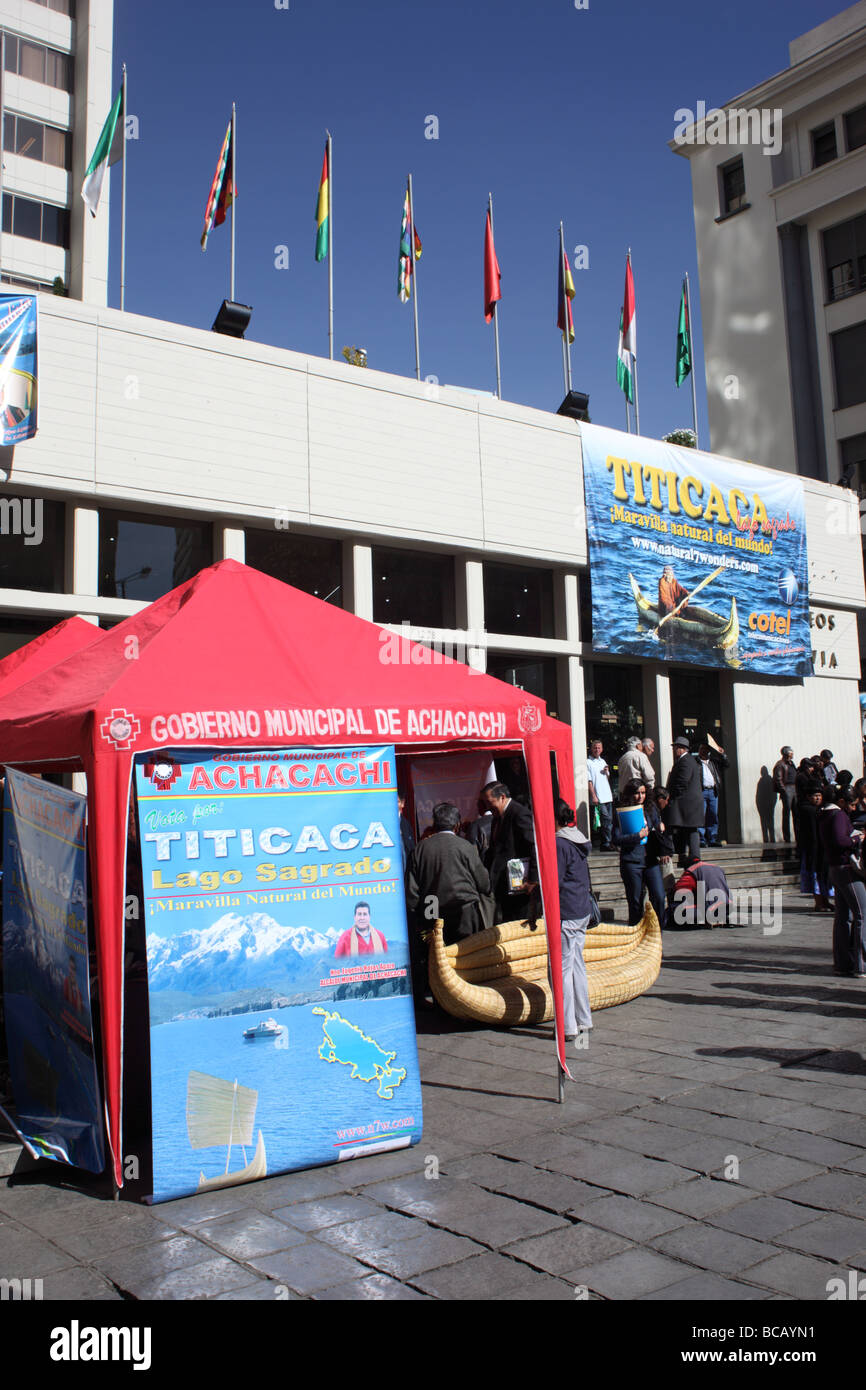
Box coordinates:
[554,797,593,1039]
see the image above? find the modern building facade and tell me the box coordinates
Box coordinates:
[1,292,863,843]
[672,0,866,490]
[0,0,114,302]
[0,0,862,843]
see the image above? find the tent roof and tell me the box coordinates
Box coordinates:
[0,561,551,763]
[0,616,103,700]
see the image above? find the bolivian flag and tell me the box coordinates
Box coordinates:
[315,143,330,262]
[398,184,421,302]
[201,120,234,251]
[557,246,575,344]
[81,86,124,217]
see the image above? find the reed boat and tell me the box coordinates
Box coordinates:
[427,903,661,1026]
[629,573,739,649]
[186,1070,268,1191]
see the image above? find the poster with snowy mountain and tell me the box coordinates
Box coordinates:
[135,745,422,1203]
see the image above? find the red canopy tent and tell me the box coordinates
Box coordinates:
[0,615,103,699]
[0,561,575,1188]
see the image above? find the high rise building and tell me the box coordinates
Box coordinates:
[0,0,114,302]
[672,0,866,488]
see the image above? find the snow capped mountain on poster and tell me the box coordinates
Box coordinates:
[146,912,339,995]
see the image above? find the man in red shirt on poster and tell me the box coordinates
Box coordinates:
[334,902,388,957]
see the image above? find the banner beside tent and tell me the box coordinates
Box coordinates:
[581,423,811,677]
[0,294,38,444]
[135,744,422,1203]
[1,770,104,1171]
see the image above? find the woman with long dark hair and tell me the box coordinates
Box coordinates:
[614,778,650,926]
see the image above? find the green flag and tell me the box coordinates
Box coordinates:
[676,281,692,387]
[81,86,124,217]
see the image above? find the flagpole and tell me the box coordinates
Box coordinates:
[489,193,501,400]
[408,173,421,381]
[230,102,237,302]
[120,64,127,311]
[685,271,699,449]
[629,249,640,435]
[559,222,572,395]
[327,130,333,361]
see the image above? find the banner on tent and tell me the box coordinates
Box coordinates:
[1,770,104,1171]
[581,423,811,676]
[0,294,38,444]
[135,745,422,1203]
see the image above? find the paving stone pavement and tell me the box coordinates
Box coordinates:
[1,883,864,1302]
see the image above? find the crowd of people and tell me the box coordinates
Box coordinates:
[768,745,866,978]
[398,735,866,1049]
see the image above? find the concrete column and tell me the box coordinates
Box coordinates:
[69,505,99,620]
[345,542,373,620]
[463,558,486,672]
[643,665,673,783]
[219,526,245,562]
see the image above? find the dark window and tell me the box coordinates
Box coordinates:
[19,41,45,83]
[12,196,42,241]
[719,157,746,216]
[245,529,343,605]
[29,0,75,13]
[823,214,866,302]
[812,121,837,168]
[841,434,866,496]
[3,113,70,169]
[831,322,866,410]
[372,547,455,628]
[2,193,70,247]
[486,652,558,716]
[40,203,68,248]
[2,36,71,92]
[578,570,592,644]
[845,103,866,152]
[0,498,65,593]
[483,562,555,638]
[99,511,212,601]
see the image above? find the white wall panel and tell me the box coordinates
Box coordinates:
[733,676,862,841]
[480,408,586,563]
[308,372,484,543]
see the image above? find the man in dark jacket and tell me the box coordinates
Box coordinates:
[666,736,704,867]
[405,802,492,945]
[481,780,536,920]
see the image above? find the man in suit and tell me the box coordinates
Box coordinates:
[481,779,537,921]
[666,736,705,867]
[405,802,492,944]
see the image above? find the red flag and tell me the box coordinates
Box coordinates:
[483,209,501,322]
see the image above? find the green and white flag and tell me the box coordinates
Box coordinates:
[81,86,124,217]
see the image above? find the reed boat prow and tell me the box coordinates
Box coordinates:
[428,906,662,1026]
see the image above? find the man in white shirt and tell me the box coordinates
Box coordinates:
[587,739,614,850]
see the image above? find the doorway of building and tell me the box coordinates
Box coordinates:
[670,669,729,843]
[584,663,644,800]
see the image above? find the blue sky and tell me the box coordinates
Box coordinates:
[110,0,843,443]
